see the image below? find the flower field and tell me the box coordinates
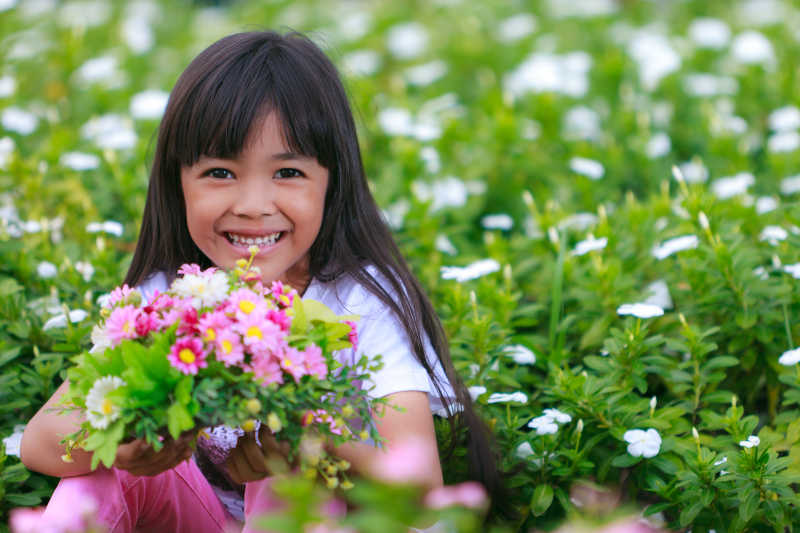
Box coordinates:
[3,0,800,530]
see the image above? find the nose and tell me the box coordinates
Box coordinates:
[230,175,278,218]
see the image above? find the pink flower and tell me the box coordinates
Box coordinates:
[134,310,160,337]
[105,305,140,346]
[424,482,488,510]
[177,263,203,276]
[344,320,358,351]
[215,330,245,367]
[168,336,207,375]
[106,284,139,307]
[227,288,267,319]
[250,351,284,385]
[280,345,308,382]
[310,409,343,435]
[271,280,297,307]
[235,313,283,356]
[304,344,328,379]
[266,308,291,332]
[198,310,231,344]
[177,305,199,336]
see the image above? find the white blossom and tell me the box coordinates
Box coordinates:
[467,386,487,401]
[85,376,126,429]
[783,263,800,279]
[86,220,124,237]
[381,199,410,230]
[678,160,708,183]
[683,73,738,97]
[37,261,57,279]
[627,32,681,91]
[58,0,110,28]
[737,0,785,27]
[623,428,661,458]
[130,90,169,120]
[496,13,537,43]
[756,196,778,214]
[543,408,572,424]
[558,213,598,231]
[81,114,137,150]
[515,441,534,458]
[336,11,371,41]
[780,174,800,195]
[617,303,664,319]
[644,280,673,310]
[646,133,671,158]
[548,0,616,18]
[441,259,500,282]
[739,435,760,448]
[572,236,607,256]
[768,131,800,153]
[405,60,447,86]
[688,18,730,49]
[0,137,14,169]
[60,151,100,171]
[1,425,25,457]
[412,176,468,211]
[0,0,17,13]
[487,391,528,404]
[0,75,15,98]
[778,348,800,366]
[75,55,121,85]
[434,234,457,255]
[768,106,800,132]
[563,106,601,141]
[505,52,591,99]
[502,344,536,365]
[171,271,230,309]
[386,22,428,59]
[528,415,558,435]
[75,261,95,281]
[731,31,774,65]
[1,107,38,135]
[481,214,513,230]
[711,172,754,199]
[569,157,604,180]
[419,146,441,174]
[759,225,787,245]
[651,235,699,260]
[342,50,381,77]
[123,15,155,53]
[89,324,112,354]
[43,309,89,330]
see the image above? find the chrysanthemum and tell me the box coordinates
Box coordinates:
[215,330,245,367]
[344,320,359,351]
[198,310,231,344]
[227,288,267,318]
[303,344,328,379]
[280,345,308,382]
[171,270,229,309]
[105,305,141,346]
[168,336,207,375]
[85,376,126,429]
[235,313,283,355]
[250,352,284,385]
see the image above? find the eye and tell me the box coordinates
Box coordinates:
[204,168,234,180]
[275,168,304,179]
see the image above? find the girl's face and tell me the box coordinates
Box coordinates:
[180,113,328,292]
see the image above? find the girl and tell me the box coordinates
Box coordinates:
[20,31,499,532]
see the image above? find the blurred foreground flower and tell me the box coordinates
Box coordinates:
[778,347,800,366]
[440,259,500,282]
[616,303,664,319]
[10,495,104,533]
[424,481,488,510]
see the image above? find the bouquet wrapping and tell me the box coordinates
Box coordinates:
[58,251,382,487]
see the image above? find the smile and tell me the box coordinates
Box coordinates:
[225,231,283,247]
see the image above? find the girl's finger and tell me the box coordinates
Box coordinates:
[239,432,269,475]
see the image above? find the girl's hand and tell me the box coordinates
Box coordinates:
[113,432,195,477]
[225,425,292,484]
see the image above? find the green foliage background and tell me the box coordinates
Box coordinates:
[3,0,800,530]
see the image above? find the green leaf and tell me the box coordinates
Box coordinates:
[679,500,705,527]
[166,401,193,440]
[531,484,553,517]
[175,375,193,405]
[739,488,759,524]
[87,419,126,470]
[611,454,641,467]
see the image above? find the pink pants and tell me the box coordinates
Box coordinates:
[43,460,343,533]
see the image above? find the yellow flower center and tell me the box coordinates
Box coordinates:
[179,348,196,364]
[122,320,132,334]
[283,358,292,367]
[205,328,216,342]
[222,340,233,354]
[101,398,114,415]
[239,300,256,314]
[246,326,263,339]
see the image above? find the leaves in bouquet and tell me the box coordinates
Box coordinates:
[84,418,125,470]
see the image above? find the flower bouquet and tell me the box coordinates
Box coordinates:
[58,248,382,487]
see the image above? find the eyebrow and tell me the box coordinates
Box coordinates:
[271,151,314,161]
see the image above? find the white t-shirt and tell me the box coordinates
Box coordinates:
[137,266,455,411]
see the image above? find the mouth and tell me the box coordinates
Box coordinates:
[224,231,284,248]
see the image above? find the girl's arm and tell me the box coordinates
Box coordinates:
[226,391,444,491]
[20,379,194,478]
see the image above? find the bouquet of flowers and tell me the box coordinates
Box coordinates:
[58,249,382,487]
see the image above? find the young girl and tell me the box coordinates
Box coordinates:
[20,31,499,532]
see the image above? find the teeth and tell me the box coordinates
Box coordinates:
[227,232,281,246]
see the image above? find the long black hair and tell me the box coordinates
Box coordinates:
[125,31,503,506]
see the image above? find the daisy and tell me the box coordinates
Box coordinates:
[171,270,229,309]
[227,288,267,318]
[168,336,207,375]
[85,376,126,429]
[303,343,328,379]
[280,345,309,383]
[198,310,232,344]
[105,305,141,346]
[214,330,245,367]
[623,428,661,458]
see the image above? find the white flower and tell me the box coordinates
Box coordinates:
[714,456,727,466]
[122,12,155,53]
[778,348,800,366]
[412,176,468,211]
[543,408,572,424]
[528,416,558,435]
[130,89,169,120]
[0,75,15,98]
[572,236,607,256]
[419,146,441,173]
[0,137,14,169]
[548,0,617,18]
[481,214,513,230]
[711,172,754,199]
[737,0,785,26]
[441,259,501,282]
[731,31,774,65]
[623,428,662,458]
[496,13,537,43]
[756,196,778,214]
[2,425,25,458]
[502,344,536,365]
[58,0,110,28]
[171,271,229,309]
[337,11,371,41]
[43,309,88,330]
[468,386,487,401]
[86,220,123,237]
[381,199,410,229]
[646,132,671,158]
[1,107,38,135]
[37,261,57,279]
[768,131,800,153]
[75,261,95,282]
[0,0,17,13]
[405,60,447,86]
[678,160,708,183]
[558,212,597,231]
[504,51,591,99]
[563,106,601,141]
[89,324,112,354]
[60,151,100,171]
[683,73,738,97]
[515,441,534,458]
[688,18,731,49]
[651,235,699,260]
[768,106,800,132]
[739,435,760,448]
[386,22,428,59]
[759,225,788,245]
[75,55,120,85]
[627,32,681,91]
[85,376,126,429]
[81,114,137,150]
[342,50,381,77]
[617,303,664,319]
[434,234,457,255]
[379,108,414,136]
[569,157,604,180]
[780,174,800,195]
[783,263,800,279]
[487,392,528,404]
[643,280,673,310]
